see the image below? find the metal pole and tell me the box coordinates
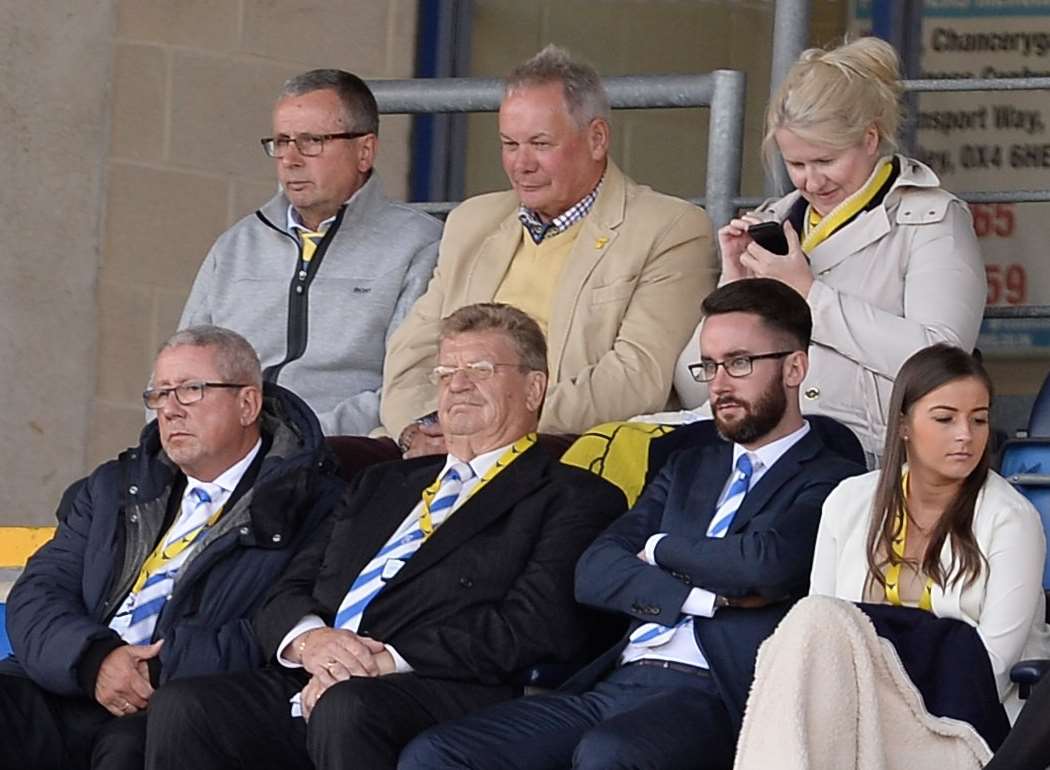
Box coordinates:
[706,70,747,230]
[369,74,717,114]
[766,0,811,197]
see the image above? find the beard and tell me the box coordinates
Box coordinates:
[712,376,788,445]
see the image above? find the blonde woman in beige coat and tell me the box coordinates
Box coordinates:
[647,38,986,466]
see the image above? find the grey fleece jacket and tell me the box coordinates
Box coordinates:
[179,173,442,435]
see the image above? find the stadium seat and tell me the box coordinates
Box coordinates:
[0,605,9,659]
[1002,370,1050,697]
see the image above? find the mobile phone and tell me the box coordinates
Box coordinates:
[747,221,790,256]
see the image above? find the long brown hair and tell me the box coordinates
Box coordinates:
[866,344,993,592]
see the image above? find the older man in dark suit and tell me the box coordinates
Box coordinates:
[144,303,626,770]
[400,278,865,770]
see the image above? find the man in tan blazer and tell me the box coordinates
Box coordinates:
[383,44,717,455]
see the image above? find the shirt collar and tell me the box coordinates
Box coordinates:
[731,420,811,478]
[517,176,603,244]
[286,205,337,235]
[439,441,514,483]
[184,437,263,497]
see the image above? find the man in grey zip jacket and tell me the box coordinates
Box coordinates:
[179,69,441,436]
[0,326,345,770]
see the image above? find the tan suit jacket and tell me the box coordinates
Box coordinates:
[380,160,717,437]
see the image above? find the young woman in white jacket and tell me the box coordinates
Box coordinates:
[732,344,1050,770]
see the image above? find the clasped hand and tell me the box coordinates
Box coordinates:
[94,640,163,717]
[293,628,393,721]
[402,421,447,459]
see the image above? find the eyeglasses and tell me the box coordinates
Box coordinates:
[428,361,529,385]
[260,131,371,158]
[687,351,795,383]
[143,381,248,409]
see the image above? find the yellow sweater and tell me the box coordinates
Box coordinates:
[494,219,584,337]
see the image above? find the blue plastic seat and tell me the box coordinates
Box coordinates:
[0,605,9,659]
[999,439,1050,590]
[1003,370,1050,696]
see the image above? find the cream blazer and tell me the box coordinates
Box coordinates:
[671,157,987,459]
[379,160,717,437]
[811,469,1050,719]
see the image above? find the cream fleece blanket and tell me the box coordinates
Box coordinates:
[733,596,993,770]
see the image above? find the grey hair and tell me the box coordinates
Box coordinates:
[440,303,548,376]
[504,44,610,126]
[160,325,263,389]
[280,69,379,136]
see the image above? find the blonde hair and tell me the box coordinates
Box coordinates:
[764,37,903,164]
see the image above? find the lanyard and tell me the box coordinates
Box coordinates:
[884,471,934,612]
[130,502,225,593]
[418,433,538,540]
[802,159,894,253]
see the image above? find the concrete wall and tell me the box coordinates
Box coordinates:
[0,1,419,525]
[0,3,115,525]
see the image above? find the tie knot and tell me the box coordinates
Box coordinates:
[446,462,474,485]
[736,453,754,478]
[189,484,222,507]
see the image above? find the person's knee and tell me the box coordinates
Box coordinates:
[306,679,379,753]
[398,729,465,770]
[147,680,212,742]
[92,714,147,770]
[573,725,647,770]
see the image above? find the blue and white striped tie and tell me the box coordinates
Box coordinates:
[333,462,473,632]
[123,484,220,645]
[706,453,754,537]
[629,454,755,648]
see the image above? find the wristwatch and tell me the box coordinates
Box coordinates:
[714,595,730,609]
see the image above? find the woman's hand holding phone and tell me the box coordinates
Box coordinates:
[717,213,764,282]
[740,220,814,298]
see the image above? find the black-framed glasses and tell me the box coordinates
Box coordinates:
[143,381,248,409]
[687,351,795,383]
[428,361,529,386]
[260,131,371,158]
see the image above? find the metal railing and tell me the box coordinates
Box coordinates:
[368,71,747,228]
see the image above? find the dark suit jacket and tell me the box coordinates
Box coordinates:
[571,427,863,728]
[254,443,627,687]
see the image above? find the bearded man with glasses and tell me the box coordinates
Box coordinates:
[178,69,442,436]
[0,325,345,770]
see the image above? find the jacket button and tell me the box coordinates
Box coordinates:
[804,387,820,400]
[458,577,473,588]
[239,526,250,536]
[128,485,138,495]
[129,513,139,523]
[271,533,282,543]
